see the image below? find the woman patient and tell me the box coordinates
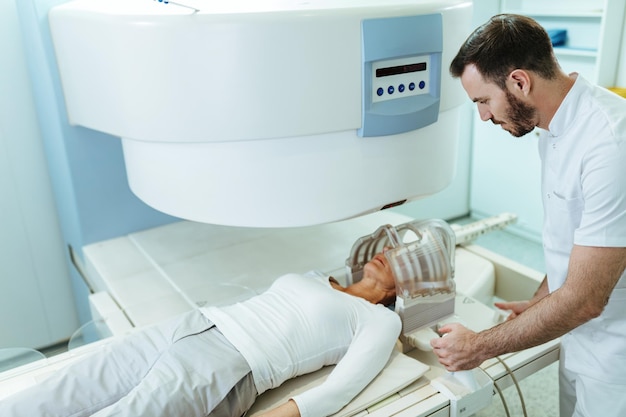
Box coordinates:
[1,251,401,417]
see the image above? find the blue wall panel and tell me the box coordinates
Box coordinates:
[16,0,176,323]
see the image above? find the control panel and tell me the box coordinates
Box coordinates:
[372,55,432,103]
[359,14,442,137]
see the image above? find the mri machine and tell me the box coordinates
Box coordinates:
[0,212,559,417]
[0,0,559,415]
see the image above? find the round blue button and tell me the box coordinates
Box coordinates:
[377,87,384,97]
[409,82,415,91]
[398,84,405,93]
[388,86,394,95]
[419,81,426,89]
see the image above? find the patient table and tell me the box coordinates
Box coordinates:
[0,211,558,416]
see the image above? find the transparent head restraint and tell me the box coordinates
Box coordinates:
[346,219,456,299]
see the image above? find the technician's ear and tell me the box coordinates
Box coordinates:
[507,69,531,96]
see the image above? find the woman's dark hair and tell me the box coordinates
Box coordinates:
[450,14,560,89]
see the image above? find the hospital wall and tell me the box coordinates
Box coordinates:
[1,0,625,350]
[0,0,78,349]
[1,0,177,349]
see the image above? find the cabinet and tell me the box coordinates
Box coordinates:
[501,0,625,86]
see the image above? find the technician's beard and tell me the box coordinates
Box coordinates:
[504,90,538,137]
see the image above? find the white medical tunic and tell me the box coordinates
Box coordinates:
[538,75,626,384]
[201,273,401,417]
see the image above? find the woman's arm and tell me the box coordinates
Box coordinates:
[290,312,401,417]
[258,399,300,417]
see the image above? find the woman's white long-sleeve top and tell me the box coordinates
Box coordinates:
[201,273,401,417]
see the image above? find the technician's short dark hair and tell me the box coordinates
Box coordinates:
[450,14,560,89]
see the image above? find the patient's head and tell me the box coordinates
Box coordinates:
[357,251,397,306]
[331,250,396,306]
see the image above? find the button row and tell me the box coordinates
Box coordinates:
[377,81,426,97]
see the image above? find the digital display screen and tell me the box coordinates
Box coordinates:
[376,62,427,78]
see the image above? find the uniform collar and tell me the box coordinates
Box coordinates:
[547,74,588,138]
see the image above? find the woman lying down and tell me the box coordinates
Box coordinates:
[0,251,401,417]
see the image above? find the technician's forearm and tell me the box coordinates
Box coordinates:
[479,245,626,359]
[477,287,582,359]
[529,276,549,304]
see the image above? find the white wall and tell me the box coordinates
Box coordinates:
[0,0,78,349]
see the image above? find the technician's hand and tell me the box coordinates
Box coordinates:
[430,323,483,371]
[494,300,530,320]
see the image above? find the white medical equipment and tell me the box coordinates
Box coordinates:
[0,212,558,416]
[346,213,518,352]
[48,0,472,227]
[346,219,457,352]
[4,0,560,414]
[346,218,495,417]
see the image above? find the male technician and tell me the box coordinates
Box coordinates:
[430,14,626,417]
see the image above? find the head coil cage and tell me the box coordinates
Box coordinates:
[345,218,456,299]
[347,219,457,351]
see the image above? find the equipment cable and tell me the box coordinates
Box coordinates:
[482,356,529,417]
[495,356,528,417]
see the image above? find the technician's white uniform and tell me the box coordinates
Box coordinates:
[538,74,626,417]
[0,273,400,417]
